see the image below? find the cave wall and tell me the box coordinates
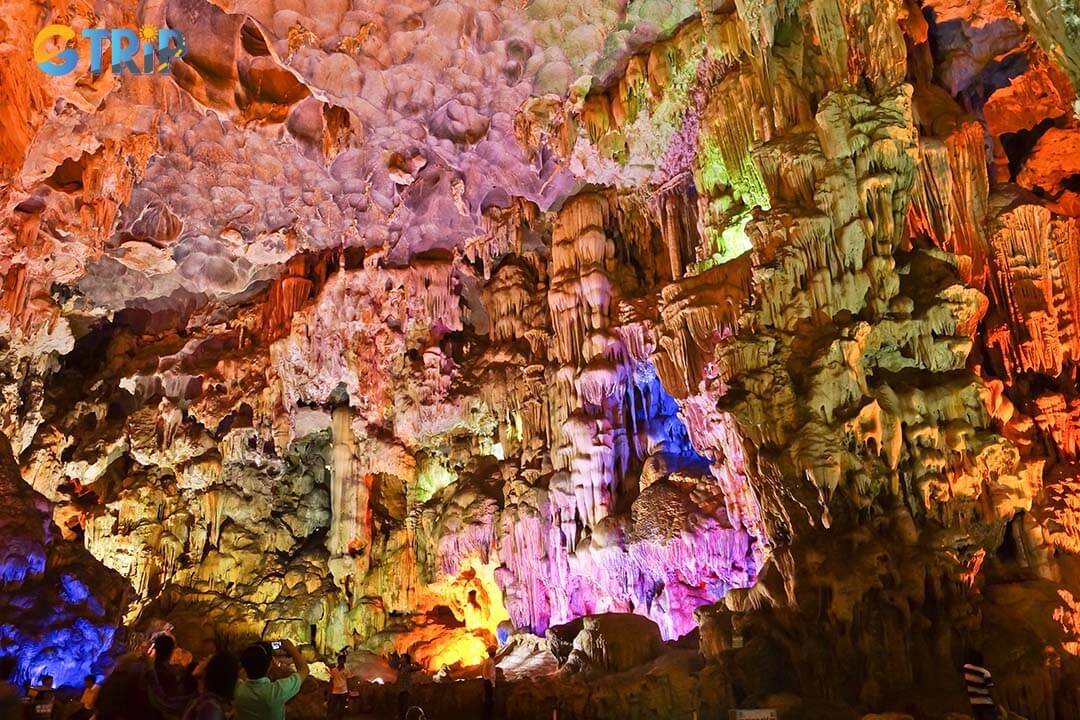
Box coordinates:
[3,0,1080,716]
[0,430,127,688]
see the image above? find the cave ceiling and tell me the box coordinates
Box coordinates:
[5,0,1080,715]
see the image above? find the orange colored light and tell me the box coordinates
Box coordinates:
[1054,589,1080,655]
[395,555,510,670]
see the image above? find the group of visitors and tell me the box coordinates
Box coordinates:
[0,661,98,720]
[1,638,1005,719]
[0,639,502,720]
[0,634,309,720]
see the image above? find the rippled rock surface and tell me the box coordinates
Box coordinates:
[5,0,1080,717]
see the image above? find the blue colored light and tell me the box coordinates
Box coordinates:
[1,619,115,688]
[60,575,89,604]
[627,360,711,469]
[1,573,118,688]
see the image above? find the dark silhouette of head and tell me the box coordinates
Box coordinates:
[204,653,240,700]
[152,634,176,665]
[966,649,985,666]
[40,675,53,688]
[487,646,496,658]
[94,654,148,718]
[84,675,95,688]
[240,644,273,680]
[336,656,345,669]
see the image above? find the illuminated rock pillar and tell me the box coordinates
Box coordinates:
[548,193,630,537]
[328,403,370,583]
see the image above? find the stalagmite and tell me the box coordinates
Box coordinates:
[328,403,371,582]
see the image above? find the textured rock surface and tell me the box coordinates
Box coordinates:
[0,432,126,687]
[4,0,1080,717]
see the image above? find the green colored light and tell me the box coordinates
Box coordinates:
[415,456,456,503]
[690,210,754,273]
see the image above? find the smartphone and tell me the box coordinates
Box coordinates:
[270,640,282,650]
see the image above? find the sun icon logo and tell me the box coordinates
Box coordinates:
[138,24,158,44]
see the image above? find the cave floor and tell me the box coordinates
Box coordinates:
[340,709,472,719]
[343,711,490,719]
[347,714,488,719]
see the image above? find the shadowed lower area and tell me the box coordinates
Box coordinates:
[4,0,1080,718]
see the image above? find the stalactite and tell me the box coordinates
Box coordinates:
[547,193,629,529]
[7,0,1080,715]
[985,197,1080,378]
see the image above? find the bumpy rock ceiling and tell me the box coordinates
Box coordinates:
[5,0,1080,715]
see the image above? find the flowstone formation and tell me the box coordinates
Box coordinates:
[6,0,1080,717]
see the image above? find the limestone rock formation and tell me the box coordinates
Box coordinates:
[4,0,1080,717]
[0,432,127,687]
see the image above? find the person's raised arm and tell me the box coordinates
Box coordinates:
[282,640,309,680]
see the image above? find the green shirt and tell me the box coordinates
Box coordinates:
[233,674,303,720]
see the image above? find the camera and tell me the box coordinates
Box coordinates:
[270,640,283,650]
